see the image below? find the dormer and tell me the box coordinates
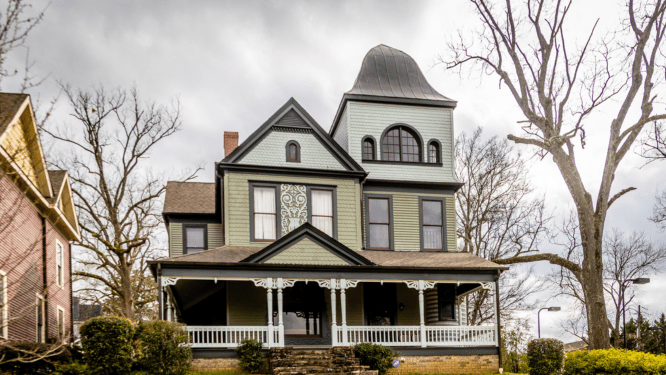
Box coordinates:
[330,45,459,184]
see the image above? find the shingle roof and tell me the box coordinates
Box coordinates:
[0,93,28,136]
[159,246,260,263]
[163,181,216,214]
[347,45,454,103]
[46,170,67,204]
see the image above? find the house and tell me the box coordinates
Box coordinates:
[151,45,507,374]
[0,93,80,344]
[71,297,103,341]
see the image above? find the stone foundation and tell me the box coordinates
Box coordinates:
[387,355,499,375]
[191,358,270,373]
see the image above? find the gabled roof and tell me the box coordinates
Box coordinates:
[46,170,67,205]
[242,223,374,266]
[223,97,364,173]
[163,181,216,215]
[0,93,29,135]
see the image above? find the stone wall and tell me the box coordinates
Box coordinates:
[387,354,499,375]
[190,358,269,373]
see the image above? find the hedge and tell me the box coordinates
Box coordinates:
[564,348,666,375]
[80,316,135,375]
[136,320,192,375]
[526,338,564,375]
[353,343,398,375]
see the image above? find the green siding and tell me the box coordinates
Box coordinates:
[226,173,360,250]
[364,190,456,252]
[227,281,266,326]
[266,238,349,265]
[396,283,419,325]
[169,223,183,257]
[208,223,223,249]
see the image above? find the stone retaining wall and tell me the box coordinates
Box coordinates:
[387,354,499,374]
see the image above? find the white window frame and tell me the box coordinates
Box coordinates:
[56,240,64,287]
[36,293,45,343]
[0,270,7,339]
[57,305,65,342]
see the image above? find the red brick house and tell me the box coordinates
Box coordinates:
[0,93,80,343]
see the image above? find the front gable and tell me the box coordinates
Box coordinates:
[242,223,373,266]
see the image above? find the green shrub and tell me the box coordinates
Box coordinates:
[54,362,89,375]
[353,343,398,375]
[80,316,135,375]
[564,348,666,375]
[135,320,192,375]
[0,342,73,374]
[526,338,564,375]
[235,339,263,374]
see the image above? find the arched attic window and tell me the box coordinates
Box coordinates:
[427,139,441,163]
[286,140,300,162]
[381,125,422,162]
[362,136,376,160]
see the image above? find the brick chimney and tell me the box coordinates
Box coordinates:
[224,132,239,158]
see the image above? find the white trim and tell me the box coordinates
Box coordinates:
[0,270,7,339]
[35,293,45,343]
[57,305,66,341]
[55,240,64,288]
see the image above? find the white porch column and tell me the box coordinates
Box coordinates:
[277,278,284,347]
[166,298,172,322]
[492,282,500,346]
[340,278,348,345]
[266,278,274,348]
[418,281,426,348]
[330,278,337,346]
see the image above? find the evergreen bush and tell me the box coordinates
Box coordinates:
[353,342,398,375]
[135,320,192,375]
[526,338,564,375]
[80,316,135,375]
[54,362,89,375]
[564,348,666,375]
[235,339,263,374]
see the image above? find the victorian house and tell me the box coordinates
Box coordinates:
[152,45,506,372]
[0,93,80,343]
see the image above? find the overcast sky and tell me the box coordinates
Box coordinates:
[6,0,666,342]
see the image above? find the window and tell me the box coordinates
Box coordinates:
[286,141,300,162]
[0,271,6,339]
[381,125,421,162]
[184,225,206,254]
[367,197,392,249]
[253,186,277,241]
[428,140,440,163]
[362,137,375,160]
[36,295,45,343]
[56,241,63,287]
[311,189,333,236]
[437,284,456,321]
[421,199,444,251]
[57,306,65,341]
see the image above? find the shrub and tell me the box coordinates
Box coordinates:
[80,316,135,375]
[526,338,564,375]
[0,342,73,374]
[564,348,666,375]
[135,320,192,375]
[353,343,398,375]
[235,339,263,374]
[54,362,89,375]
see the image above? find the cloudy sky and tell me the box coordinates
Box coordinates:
[6,0,666,342]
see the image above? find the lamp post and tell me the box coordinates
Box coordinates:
[537,306,561,338]
[646,327,666,353]
[622,277,650,348]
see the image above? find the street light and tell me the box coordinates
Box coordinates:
[538,306,561,338]
[646,327,666,353]
[622,278,650,348]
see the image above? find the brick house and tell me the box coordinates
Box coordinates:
[151,45,507,374]
[0,93,80,343]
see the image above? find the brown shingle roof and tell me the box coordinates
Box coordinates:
[0,93,28,136]
[159,246,261,263]
[163,181,216,214]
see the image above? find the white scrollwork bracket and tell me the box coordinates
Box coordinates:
[252,278,274,289]
[315,279,332,289]
[281,279,296,288]
[342,280,359,289]
[162,277,180,287]
[404,280,437,291]
[480,282,494,291]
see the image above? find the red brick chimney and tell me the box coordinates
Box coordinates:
[224,132,239,158]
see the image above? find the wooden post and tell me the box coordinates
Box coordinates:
[341,279,348,345]
[267,278,273,348]
[331,278,337,346]
[419,280,426,348]
[277,278,284,347]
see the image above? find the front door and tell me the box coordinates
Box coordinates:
[364,283,397,326]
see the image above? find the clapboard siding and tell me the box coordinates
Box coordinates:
[207,223,224,249]
[238,130,346,170]
[169,223,183,257]
[226,173,360,250]
[363,190,456,252]
[397,283,420,325]
[266,238,349,265]
[227,281,266,326]
[346,101,457,183]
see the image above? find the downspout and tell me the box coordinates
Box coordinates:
[41,216,49,342]
[496,270,502,370]
[157,263,163,321]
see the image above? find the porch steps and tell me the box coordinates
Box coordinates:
[269,348,378,375]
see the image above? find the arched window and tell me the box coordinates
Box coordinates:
[286,141,300,162]
[427,140,440,163]
[381,125,421,162]
[362,136,375,160]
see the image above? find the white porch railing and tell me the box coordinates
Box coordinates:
[425,325,496,346]
[342,325,497,347]
[187,326,280,348]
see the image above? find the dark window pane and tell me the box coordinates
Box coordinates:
[368,198,389,223]
[423,201,442,225]
[438,284,456,320]
[186,227,205,248]
[363,140,374,160]
[289,144,297,161]
[429,143,438,163]
[369,224,390,248]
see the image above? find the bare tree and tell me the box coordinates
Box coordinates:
[42,84,198,320]
[455,128,549,325]
[445,0,666,348]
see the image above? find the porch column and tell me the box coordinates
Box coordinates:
[493,281,500,348]
[166,298,172,322]
[330,278,337,346]
[340,279,347,345]
[266,278,274,348]
[277,278,284,347]
[418,281,426,348]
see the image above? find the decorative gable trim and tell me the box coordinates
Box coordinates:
[223,98,364,172]
[241,222,374,266]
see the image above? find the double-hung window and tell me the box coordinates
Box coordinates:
[367,196,392,250]
[56,241,63,287]
[310,189,333,236]
[184,225,206,254]
[421,198,444,251]
[57,306,65,341]
[253,186,277,241]
[36,295,45,343]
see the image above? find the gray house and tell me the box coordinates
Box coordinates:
[151,45,507,374]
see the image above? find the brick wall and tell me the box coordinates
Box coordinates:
[387,354,499,375]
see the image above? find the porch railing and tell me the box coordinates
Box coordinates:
[425,325,496,346]
[342,326,422,346]
[187,326,280,348]
[342,325,497,347]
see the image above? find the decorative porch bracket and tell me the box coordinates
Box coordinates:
[160,277,180,321]
[405,280,437,347]
[251,278,296,348]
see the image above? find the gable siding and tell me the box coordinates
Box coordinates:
[226,173,360,250]
[265,238,349,265]
[237,131,346,170]
[332,107,349,152]
[169,223,183,257]
[1,118,38,187]
[207,223,223,249]
[363,190,456,252]
[347,101,457,183]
